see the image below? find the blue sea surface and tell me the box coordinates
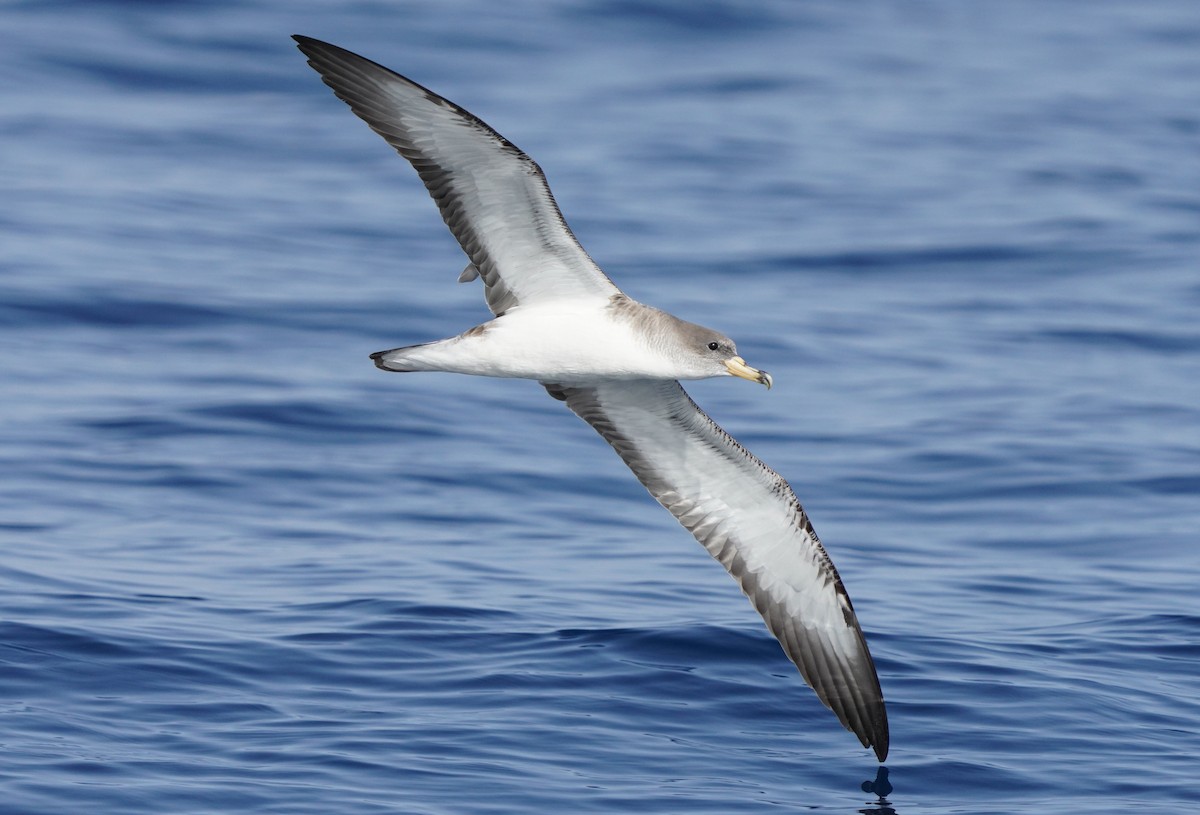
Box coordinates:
[2,1,1199,812]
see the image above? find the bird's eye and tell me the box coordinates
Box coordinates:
[707,341,720,351]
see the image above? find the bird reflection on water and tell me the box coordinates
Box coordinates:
[860,765,895,814]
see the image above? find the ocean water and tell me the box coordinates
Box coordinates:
[2,1,1198,812]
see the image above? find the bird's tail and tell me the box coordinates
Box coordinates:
[370,344,431,372]
[370,325,493,375]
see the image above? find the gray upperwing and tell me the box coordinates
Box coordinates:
[544,378,888,760]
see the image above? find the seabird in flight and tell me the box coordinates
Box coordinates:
[294,35,888,760]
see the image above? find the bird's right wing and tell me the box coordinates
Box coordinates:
[294,36,620,316]
[544,378,889,761]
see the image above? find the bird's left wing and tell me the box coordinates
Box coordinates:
[294,36,620,316]
[544,379,889,760]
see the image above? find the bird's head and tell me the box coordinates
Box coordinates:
[673,320,772,389]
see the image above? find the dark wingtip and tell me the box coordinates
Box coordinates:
[869,704,889,762]
[292,35,342,63]
[292,35,326,67]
